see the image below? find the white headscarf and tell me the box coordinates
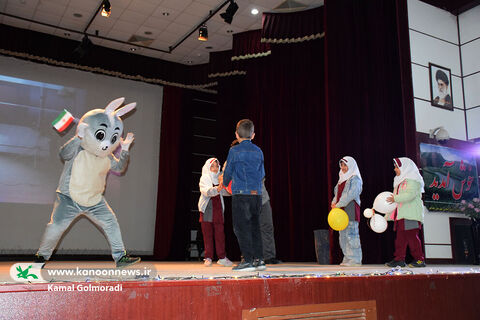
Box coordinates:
[201,158,221,186]
[337,156,363,186]
[393,157,425,193]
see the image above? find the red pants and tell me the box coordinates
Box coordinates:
[201,221,226,260]
[394,220,424,261]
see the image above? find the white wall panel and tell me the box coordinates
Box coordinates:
[459,5,480,44]
[408,0,458,44]
[466,107,480,139]
[414,99,466,140]
[410,30,461,76]
[411,63,430,100]
[464,72,480,109]
[451,75,464,109]
[462,39,480,76]
[425,245,452,259]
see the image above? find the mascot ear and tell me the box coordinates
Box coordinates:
[105,97,125,114]
[115,102,136,117]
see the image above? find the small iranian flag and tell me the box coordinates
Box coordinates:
[52,109,74,132]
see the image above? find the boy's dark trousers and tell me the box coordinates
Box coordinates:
[232,194,263,262]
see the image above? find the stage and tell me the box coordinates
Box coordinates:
[1,261,480,319]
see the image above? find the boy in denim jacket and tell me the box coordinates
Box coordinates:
[223,119,266,271]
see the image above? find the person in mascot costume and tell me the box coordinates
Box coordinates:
[35,97,140,268]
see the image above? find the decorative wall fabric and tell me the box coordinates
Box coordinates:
[207,50,246,78]
[261,5,324,43]
[231,30,271,61]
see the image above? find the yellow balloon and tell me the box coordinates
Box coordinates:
[328,208,349,231]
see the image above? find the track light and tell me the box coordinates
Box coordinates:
[220,0,239,24]
[101,0,111,17]
[198,24,208,41]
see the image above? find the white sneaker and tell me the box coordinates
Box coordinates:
[341,262,361,267]
[217,257,233,267]
[204,258,212,267]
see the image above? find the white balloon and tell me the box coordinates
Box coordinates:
[363,208,374,218]
[370,214,388,233]
[373,191,397,214]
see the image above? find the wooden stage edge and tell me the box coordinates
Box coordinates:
[1,262,480,319]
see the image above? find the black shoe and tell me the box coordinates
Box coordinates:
[265,258,282,264]
[232,259,255,272]
[34,254,46,263]
[116,255,141,268]
[408,260,426,268]
[33,254,46,269]
[254,259,267,271]
[385,259,406,267]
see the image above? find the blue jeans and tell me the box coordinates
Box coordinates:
[232,195,263,262]
[339,221,362,264]
[37,193,126,262]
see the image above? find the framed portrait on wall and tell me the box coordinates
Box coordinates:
[429,63,453,111]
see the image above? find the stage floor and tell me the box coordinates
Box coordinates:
[2,261,479,284]
[2,261,480,319]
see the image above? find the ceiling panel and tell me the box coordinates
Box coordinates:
[151,5,181,21]
[33,10,62,26]
[162,0,193,12]
[118,9,148,24]
[5,3,36,19]
[37,0,67,16]
[184,1,212,18]
[127,0,159,16]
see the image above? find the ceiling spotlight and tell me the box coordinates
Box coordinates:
[251,8,259,15]
[101,0,111,17]
[198,24,208,41]
[220,0,239,24]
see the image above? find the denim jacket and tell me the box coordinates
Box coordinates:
[223,140,265,195]
[332,175,362,208]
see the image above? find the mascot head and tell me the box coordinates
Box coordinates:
[78,97,136,158]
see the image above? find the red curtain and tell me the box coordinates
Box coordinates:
[216,39,329,262]
[153,86,183,260]
[324,0,416,263]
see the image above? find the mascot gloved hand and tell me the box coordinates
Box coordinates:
[35,97,141,269]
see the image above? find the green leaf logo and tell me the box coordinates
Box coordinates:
[16,265,38,280]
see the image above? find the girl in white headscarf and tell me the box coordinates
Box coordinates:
[331,156,363,266]
[385,157,426,268]
[198,158,233,267]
